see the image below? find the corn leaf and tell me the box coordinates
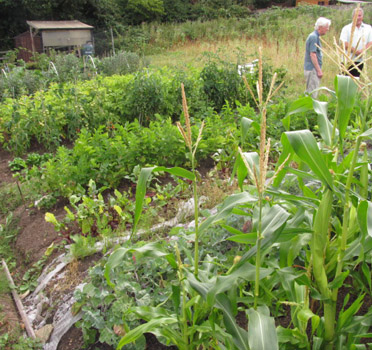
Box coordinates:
[129,306,176,320]
[242,151,260,180]
[337,294,365,332]
[360,127,372,138]
[236,153,248,191]
[284,130,333,190]
[241,117,253,145]
[357,200,372,238]
[187,262,272,307]
[361,262,372,291]
[247,306,278,350]
[132,167,155,236]
[311,189,333,298]
[328,271,349,290]
[227,232,257,244]
[237,205,289,266]
[199,192,257,238]
[286,95,313,116]
[117,317,177,349]
[277,326,308,346]
[334,75,358,139]
[104,242,176,288]
[220,223,247,236]
[313,100,337,146]
[272,133,293,187]
[215,293,250,350]
[132,166,195,236]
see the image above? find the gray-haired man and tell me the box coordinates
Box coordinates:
[304,17,331,98]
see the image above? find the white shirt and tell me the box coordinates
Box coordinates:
[340,22,372,62]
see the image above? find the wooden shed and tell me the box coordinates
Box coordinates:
[14,31,42,62]
[15,20,94,62]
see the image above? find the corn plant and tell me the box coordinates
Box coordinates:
[277,70,372,348]
[117,79,280,348]
[236,47,287,309]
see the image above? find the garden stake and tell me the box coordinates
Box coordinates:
[2,259,36,339]
[15,176,25,206]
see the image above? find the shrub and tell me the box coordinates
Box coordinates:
[200,56,246,112]
[50,54,82,83]
[200,53,285,113]
[123,69,180,124]
[0,66,45,100]
[98,51,144,76]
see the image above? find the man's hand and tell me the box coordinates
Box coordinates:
[317,69,323,78]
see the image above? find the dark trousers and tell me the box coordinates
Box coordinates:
[343,62,364,77]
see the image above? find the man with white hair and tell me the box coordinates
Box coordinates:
[340,7,372,77]
[304,17,331,98]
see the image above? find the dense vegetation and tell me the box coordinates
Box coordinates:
[1,0,257,50]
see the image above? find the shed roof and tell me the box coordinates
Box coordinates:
[27,20,93,30]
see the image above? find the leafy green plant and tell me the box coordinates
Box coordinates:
[19,249,52,294]
[46,180,134,243]
[75,240,179,349]
[200,52,286,113]
[0,332,42,350]
[0,213,18,268]
[98,51,144,76]
[69,235,97,260]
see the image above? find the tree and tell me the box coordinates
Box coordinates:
[121,0,165,25]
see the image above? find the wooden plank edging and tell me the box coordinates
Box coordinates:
[1,259,36,339]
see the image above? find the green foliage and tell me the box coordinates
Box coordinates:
[200,56,247,112]
[74,240,177,348]
[200,53,286,112]
[0,66,45,100]
[123,69,179,124]
[36,108,240,196]
[98,51,143,76]
[49,54,82,83]
[253,0,271,10]
[19,254,49,293]
[69,235,97,259]
[0,58,286,155]
[89,71,372,350]
[190,0,251,21]
[8,152,52,175]
[162,0,191,22]
[0,213,18,267]
[0,332,42,350]
[46,180,135,240]
[124,0,165,24]
[0,51,145,104]
[40,118,183,195]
